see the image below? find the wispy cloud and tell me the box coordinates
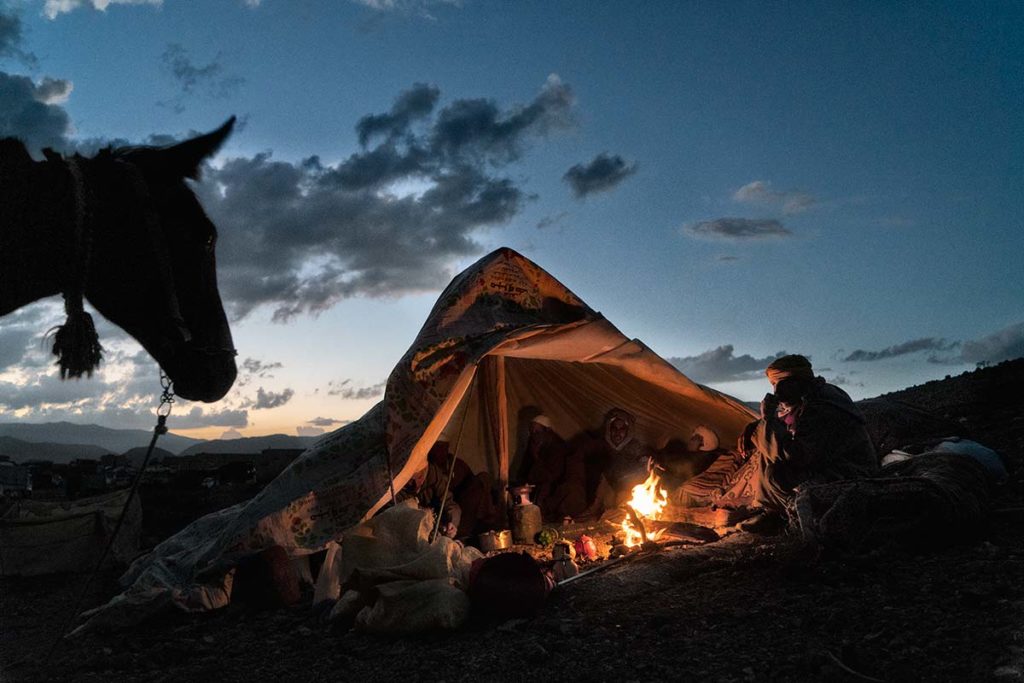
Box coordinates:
[563,153,637,198]
[43,0,163,20]
[349,0,462,19]
[307,416,347,427]
[684,217,792,241]
[0,6,36,66]
[327,379,386,400]
[668,345,788,384]
[158,44,244,113]
[733,180,816,214]
[843,338,959,362]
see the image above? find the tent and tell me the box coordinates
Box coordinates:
[81,247,754,627]
[0,489,141,577]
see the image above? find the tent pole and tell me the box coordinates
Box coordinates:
[496,355,510,509]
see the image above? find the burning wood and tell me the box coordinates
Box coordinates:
[620,471,668,548]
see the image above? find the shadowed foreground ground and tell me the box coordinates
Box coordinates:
[3,362,1023,682]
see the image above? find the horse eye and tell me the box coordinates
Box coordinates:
[206,234,216,250]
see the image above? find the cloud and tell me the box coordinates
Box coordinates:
[327,379,386,400]
[843,338,959,362]
[296,425,324,437]
[733,180,816,214]
[33,77,73,105]
[563,153,637,198]
[198,76,575,320]
[356,82,439,146]
[0,7,36,66]
[252,387,294,410]
[158,44,244,113]
[684,218,792,241]
[0,72,73,153]
[536,211,569,230]
[308,416,347,427]
[237,358,283,386]
[717,255,739,262]
[220,428,243,440]
[349,0,462,19]
[667,345,788,384]
[960,322,1024,365]
[43,0,162,20]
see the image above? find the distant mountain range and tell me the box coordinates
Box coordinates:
[0,422,316,463]
[0,436,111,463]
[0,422,201,455]
[178,434,317,456]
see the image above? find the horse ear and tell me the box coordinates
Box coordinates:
[157,116,236,180]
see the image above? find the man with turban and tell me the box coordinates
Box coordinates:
[738,354,878,533]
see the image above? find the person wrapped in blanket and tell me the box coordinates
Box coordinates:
[577,408,654,519]
[405,441,497,539]
[737,354,879,533]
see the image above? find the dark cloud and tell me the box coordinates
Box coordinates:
[843,338,959,362]
[356,83,439,145]
[668,345,788,384]
[0,72,73,153]
[733,180,815,214]
[240,358,284,378]
[159,43,244,113]
[252,387,294,410]
[327,379,386,400]
[308,416,346,427]
[198,77,574,320]
[172,405,249,429]
[960,322,1024,365]
[0,7,36,66]
[684,218,792,241]
[563,153,637,198]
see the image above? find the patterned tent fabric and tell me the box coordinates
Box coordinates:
[80,248,754,629]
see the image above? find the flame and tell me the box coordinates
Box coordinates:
[621,471,668,548]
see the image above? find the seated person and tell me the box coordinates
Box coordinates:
[576,408,653,518]
[737,354,879,533]
[519,414,586,520]
[405,441,497,538]
[651,425,724,490]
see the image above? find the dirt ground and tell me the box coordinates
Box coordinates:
[3,361,1023,682]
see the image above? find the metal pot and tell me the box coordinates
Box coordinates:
[478,529,512,552]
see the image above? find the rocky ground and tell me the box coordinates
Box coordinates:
[2,360,1023,682]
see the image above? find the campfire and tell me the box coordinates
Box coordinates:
[620,471,668,548]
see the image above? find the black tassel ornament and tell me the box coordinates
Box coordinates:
[51,293,103,379]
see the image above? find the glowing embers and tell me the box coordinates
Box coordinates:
[620,471,668,548]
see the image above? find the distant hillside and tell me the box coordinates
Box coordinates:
[178,434,317,457]
[0,436,111,463]
[121,446,177,468]
[0,422,201,455]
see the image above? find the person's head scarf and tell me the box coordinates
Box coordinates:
[604,408,634,450]
[765,354,814,387]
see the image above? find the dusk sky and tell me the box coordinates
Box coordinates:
[0,0,1021,440]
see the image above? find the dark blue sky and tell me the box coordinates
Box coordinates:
[1,0,1021,436]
